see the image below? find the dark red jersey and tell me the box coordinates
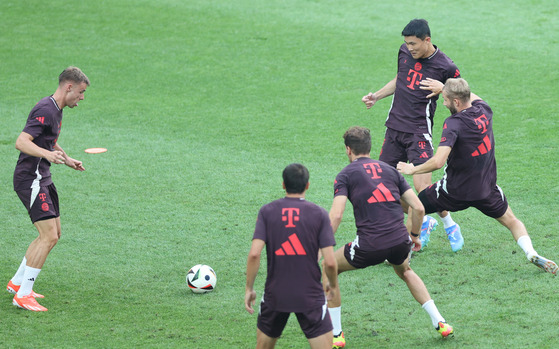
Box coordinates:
[334,157,411,250]
[253,197,335,312]
[437,100,497,201]
[385,44,460,135]
[14,96,62,191]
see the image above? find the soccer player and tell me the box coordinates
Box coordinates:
[245,163,339,349]
[326,127,453,348]
[362,18,463,252]
[397,78,558,275]
[8,67,90,311]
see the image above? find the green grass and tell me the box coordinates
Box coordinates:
[1,0,558,348]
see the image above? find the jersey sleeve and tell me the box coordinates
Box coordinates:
[252,208,267,242]
[439,118,459,148]
[446,63,461,81]
[333,172,348,198]
[22,111,47,139]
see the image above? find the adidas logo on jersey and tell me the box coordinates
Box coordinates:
[275,233,307,256]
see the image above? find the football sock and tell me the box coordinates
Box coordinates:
[329,306,342,335]
[440,213,456,229]
[17,266,41,297]
[517,235,537,260]
[421,299,445,327]
[11,257,28,285]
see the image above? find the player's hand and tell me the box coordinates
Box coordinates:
[245,289,256,314]
[362,92,378,109]
[419,78,445,98]
[411,235,422,252]
[396,161,414,175]
[324,282,337,301]
[46,150,66,164]
[64,157,85,171]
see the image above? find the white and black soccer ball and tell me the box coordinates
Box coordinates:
[186,264,217,293]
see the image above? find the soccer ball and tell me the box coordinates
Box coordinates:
[186,264,217,293]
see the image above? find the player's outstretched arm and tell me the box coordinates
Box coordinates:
[397,146,451,175]
[362,76,397,109]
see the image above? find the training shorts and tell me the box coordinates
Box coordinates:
[344,238,412,268]
[419,183,509,219]
[16,183,60,223]
[257,299,332,339]
[379,128,434,167]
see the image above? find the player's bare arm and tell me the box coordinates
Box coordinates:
[419,78,445,98]
[54,143,85,171]
[15,132,65,164]
[470,92,482,103]
[362,76,397,109]
[321,245,338,300]
[329,195,347,233]
[397,146,451,175]
[401,189,425,248]
[245,238,265,314]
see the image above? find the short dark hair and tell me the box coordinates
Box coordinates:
[402,19,431,40]
[343,126,371,155]
[59,66,90,86]
[283,163,309,194]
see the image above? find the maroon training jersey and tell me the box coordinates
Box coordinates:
[385,44,460,135]
[253,197,335,313]
[437,100,497,201]
[334,157,411,250]
[13,96,62,191]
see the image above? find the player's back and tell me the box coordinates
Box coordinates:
[441,100,498,200]
[254,197,334,312]
[334,157,411,250]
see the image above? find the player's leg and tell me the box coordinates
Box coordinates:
[308,332,333,349]
[297,305,334,349]
[495,206,557,275]
[255,328,278,349]
[391,250,452,337]
[13,217,59,311]
[323,244,357,348]
[256,305,288,348]
[25,217,60,269]
[409,133,462,252]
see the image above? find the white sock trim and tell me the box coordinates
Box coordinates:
[422,299,445,327]
[329,306,342,335]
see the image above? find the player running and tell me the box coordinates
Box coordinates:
[397,78,558,275]
[326,127,453,348]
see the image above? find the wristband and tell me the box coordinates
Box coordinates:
[410,232,419,237]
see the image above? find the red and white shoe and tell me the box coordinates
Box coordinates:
[13,294,48,312]
[7,280,44,298]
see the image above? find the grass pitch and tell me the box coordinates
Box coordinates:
[1,0,558,348]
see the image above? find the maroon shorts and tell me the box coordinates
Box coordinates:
[343,238,412,268]
[419,183,509,219]
[379,128,434,167]
[257,300,332,339]
[16,183,59,223]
